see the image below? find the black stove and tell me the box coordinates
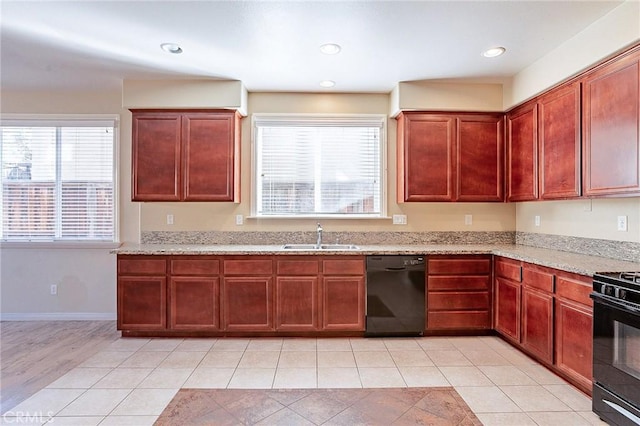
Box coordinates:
[592,271,640,426]
[593,272,640,306]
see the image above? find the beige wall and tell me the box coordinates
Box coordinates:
[0,90,125,318]
[504,0,640,109]
[517,198,640,243]
[139,91,516,234]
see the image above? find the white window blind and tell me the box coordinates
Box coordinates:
[254,115,384,217]
[1,118,116,241]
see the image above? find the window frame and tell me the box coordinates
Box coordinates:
[250,113,387,219]
[0,114,119,244]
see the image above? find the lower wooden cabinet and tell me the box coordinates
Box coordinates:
[521,265,555,364]
[222,276,274,331]
[117,254,366,336]
[276,277,319,331]
[521,286,554,363]
[494,277,521,342]
[493,257,593,395]
[118,276,167,330]
[169,257,220,330]
[555,273,593,393]
[322,276,365,331]
[426,255,492,331]
[117,256,167,331]
[170,277,219,330]
[322,258,366,331]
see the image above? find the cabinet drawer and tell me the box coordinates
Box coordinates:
[428,311,490,329]
[170,258,220,275]
[223,259,273,275]
[428,292,490,310]
[118,258,166,275]
[323,258,365,275]
[495,258,522,282]
[276,259,320,275]
[428,276,490,291]
[428,257,491,275]
[556,274,592,306]
[523,266,554,293]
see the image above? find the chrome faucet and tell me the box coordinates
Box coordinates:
[316,222,323,248]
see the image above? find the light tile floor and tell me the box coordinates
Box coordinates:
[2,336,606,425]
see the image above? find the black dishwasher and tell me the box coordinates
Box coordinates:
[365,255,425,337]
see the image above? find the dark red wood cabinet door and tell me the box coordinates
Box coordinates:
[583,49,640,196]
[397,113,456,201]
[182,112,239,201]
[131,112,181,201]
[494,277,521,342]
[322,276,365,331]
[222,277,274,331]
[275,277,319,331]
[555,299,593,392]
[539,82,581,199]
[117,276,167,330]
[169,277,219,330]
[521,287,554,364]
[456,115,504,201]
[507,102,538,201]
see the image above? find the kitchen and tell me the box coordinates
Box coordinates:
[2,1,640,425]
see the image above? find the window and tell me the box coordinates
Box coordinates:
[1,117,116,241]
[253,115,385,218]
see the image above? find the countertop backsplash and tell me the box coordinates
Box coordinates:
[516,232,640,263]
[139,230,639,264]
[141,230,516,246]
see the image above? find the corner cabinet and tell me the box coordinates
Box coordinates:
[396,112,504,202]
[582,47,640,196]
[131,110,241,202]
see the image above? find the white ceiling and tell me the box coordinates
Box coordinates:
[0,0,625,93]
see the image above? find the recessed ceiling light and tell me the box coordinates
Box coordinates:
[482,47,506,58]
[320,80,335,88]
[160,43,183,54]
[320,43,341,55]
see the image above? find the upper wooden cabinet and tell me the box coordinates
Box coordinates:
[131,110,241,202]
[507,81,582,201]
[507,101,539,201]
[582,47,640,196]
[538,82,581,199]
[397,112,504,202]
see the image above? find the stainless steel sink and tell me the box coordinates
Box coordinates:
[282,243,360,250]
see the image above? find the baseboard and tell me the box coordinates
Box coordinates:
[0,312,116,321]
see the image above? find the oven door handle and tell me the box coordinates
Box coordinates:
[603,399,640,425]
[591,292,640,314]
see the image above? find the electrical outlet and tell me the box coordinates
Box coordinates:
[464,215,472,225]
[392,214,407,225]
[617,215,628,231]
[50,284,57,295]
[235,214,243,225]
[535,216,541,227]
[166,214,174,225]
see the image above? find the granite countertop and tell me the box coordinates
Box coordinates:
[113,243,640,276]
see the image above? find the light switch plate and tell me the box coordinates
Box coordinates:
[535,216,540,227]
